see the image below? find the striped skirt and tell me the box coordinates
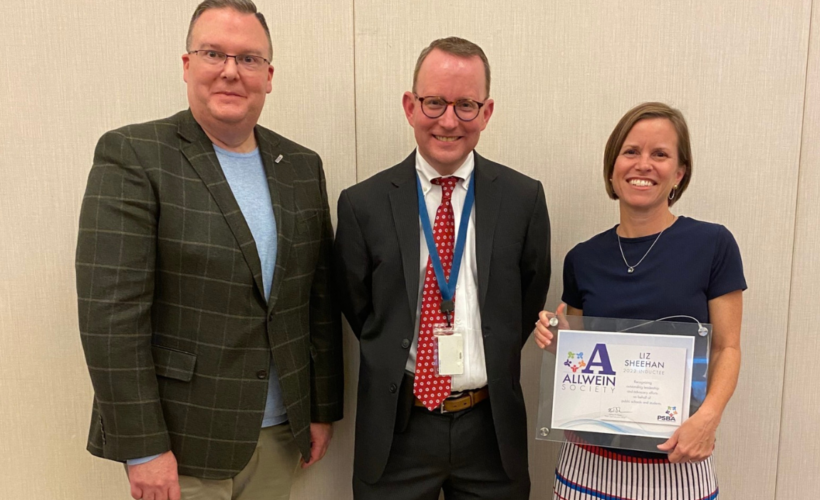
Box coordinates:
[553,443,718,500]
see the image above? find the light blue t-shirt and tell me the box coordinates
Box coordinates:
[214,145,287,428]
[127,144,287,466]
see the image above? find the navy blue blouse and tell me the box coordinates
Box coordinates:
[562,216,746,323]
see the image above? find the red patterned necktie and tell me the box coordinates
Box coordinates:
[414,176,459,410]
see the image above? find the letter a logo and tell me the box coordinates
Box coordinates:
[581,343,615,375]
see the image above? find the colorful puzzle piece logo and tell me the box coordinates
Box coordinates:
[564,352,585,372]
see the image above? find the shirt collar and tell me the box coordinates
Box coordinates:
[415,150,475,195]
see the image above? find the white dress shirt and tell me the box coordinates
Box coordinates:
[405,151,487,391]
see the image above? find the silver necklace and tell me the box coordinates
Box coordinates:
[617,228,665,274]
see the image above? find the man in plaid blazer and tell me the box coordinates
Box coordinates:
[75,2,342,499]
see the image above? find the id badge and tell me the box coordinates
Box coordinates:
[433,324,464,375]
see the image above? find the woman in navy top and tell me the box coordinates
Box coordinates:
[535,102,746,500]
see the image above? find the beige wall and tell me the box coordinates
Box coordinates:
[777,0,820,497]
[0,0,817,498]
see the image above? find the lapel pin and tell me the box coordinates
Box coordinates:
[275,154,283,164]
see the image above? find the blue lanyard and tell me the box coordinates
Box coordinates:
[416,173,475,323]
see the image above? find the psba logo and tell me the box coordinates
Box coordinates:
[562,343,617,388]
[658,406,678,422]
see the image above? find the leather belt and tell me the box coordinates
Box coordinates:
[414,386,489,413]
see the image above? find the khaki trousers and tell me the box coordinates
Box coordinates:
[179,423,301,500]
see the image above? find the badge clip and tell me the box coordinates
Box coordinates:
[441,300,455,327]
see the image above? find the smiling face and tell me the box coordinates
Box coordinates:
[182,8,273,138]
[402,49,494,175]
[610,118,685,211]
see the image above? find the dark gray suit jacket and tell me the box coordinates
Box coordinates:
[334,151,550,484]
[76,110,343,479]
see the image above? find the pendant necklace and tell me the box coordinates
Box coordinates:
[617,223,669,274]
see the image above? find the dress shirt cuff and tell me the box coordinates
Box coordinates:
[126,454,162,467]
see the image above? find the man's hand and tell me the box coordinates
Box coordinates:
[300,423,333,469]
[127,450,180,500]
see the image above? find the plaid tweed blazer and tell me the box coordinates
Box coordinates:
[76,109,343,479]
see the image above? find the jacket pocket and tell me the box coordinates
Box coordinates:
[151,345,196,382]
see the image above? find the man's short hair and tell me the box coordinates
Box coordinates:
[186,0,273,59]
[412,37,491,97]
[603,102,693,206]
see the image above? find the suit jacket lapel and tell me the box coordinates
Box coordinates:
[389,153,421,323]
[474,153,501,312]
[256,129,293,312]
[178,111,267,302]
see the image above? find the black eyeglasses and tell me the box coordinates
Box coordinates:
[188,50,271,72]
[414,93,486,121]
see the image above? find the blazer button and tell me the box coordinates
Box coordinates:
[257,370,268,379]
[401,339,411,349]
[389,383,398,393]
[268,312,275,322]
